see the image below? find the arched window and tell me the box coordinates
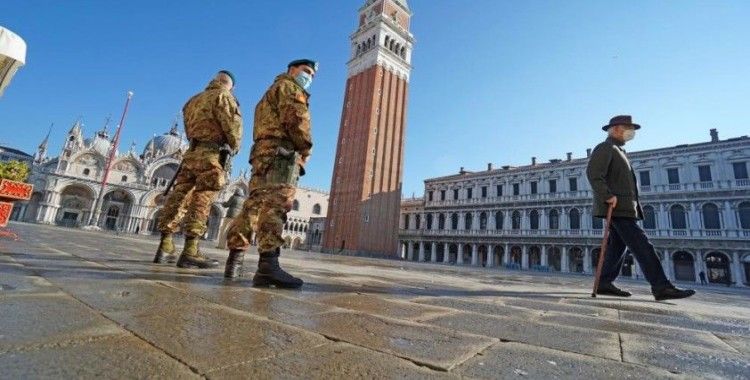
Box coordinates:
[529,210,539,230]
[702,203,721,229]
[549,209,560,230]
[592,215,603,230]
[739,202,750,229]
[284,223,289,231]
[389,40,395,51]
[415,214,421,229]
[464,212,473,230]
[426,214,433,229]
[451,213,458,230]
[401,46,406,58]
[121,175,128,182]
[643,205,656,230]
[569,208,580,230]
[479,212,487,230]
[438,214,446,230]
[292,200,300,211]
[404,214,410,229]
[384,35,390,46]
[670,205,687,229]
[495,211,504,230]
[511,210,521,230]
[313,204,322,215]
[83,168,90,176]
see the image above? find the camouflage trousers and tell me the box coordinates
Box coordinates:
[226,184,295,253]
[158,147,226,238]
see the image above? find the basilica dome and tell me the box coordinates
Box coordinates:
[84,132,113,157]
[143,124,187,157]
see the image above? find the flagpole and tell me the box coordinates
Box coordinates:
[87,91,134,227]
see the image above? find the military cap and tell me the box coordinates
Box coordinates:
[218,70,236,86]
[288,59,319,72]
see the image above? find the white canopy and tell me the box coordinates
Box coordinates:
[0,26,27,97]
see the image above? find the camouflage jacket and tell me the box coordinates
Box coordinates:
[183,79,243,152]
[222,193,245,218]
[250,74,312,166]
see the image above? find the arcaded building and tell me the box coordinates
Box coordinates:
[399,130,750,287]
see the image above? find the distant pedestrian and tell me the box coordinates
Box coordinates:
[587,115,695,301]
[699,271,707,285]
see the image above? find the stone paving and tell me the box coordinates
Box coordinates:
[1,222,749,379]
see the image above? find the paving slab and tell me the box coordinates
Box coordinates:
[316,293,452,321]
[621,332,750,379]
[424,311,621,360]
[716,334,750,356]
[58,280,207,314]
[0,335,200,379]
[500,297,619,318]
[619,310,750,337]
[282,310,497,371]
[455,341,679,379]
[412,297,542,319]
[107,304,328,373]
[0,294,124,352]
[207,342,458,379]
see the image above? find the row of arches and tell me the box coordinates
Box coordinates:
[284,222,308,233]
[355,35,408,59]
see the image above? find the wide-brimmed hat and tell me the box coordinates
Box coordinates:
[602,115,641,131]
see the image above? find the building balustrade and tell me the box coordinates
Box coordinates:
[400,227,750,239]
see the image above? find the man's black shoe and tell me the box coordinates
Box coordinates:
[596,283,632,297]
[224,249,245,279]
[653,286,695,301]
[176,254,219,269]
[252,249,303,289]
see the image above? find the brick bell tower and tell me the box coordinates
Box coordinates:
[323,0,414,257]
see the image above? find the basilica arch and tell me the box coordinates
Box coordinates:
[55,183,97,227]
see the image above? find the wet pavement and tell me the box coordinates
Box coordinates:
[1,222,749,379]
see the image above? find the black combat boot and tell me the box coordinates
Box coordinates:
[176,237,219,269]
[153,233,177,264]
[253,248,303,289]
[224,249,245,279]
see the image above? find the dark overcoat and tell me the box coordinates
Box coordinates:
[586,137,644,219]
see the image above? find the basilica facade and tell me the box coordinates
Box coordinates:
[399,129,750,287]
[8,121,328,247]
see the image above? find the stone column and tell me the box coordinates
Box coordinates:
[541,245,548,266]
[407,242,414,261]
[521,245,529,269]
[632,260,641,280]
[457,244,464,265]
[693,250,702,284]
[584,246,592,274]
[458,213,466,231]
[471,244,478,266]
[487,245,495,267]
[662,249,673,281]
[472,213,480,231]
[443,242,450,264]
[723,201,737,229]
[732,251,744,287]
[488,212,496,230]
[418,242,425,262]
[561,246,570,272]
[431,242,437,263]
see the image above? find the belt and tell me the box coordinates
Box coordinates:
[189,140,222,150]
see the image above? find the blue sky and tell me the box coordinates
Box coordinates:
[1,0,748,197]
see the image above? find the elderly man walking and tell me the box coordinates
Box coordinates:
[587,115,695,301]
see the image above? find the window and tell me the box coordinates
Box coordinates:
[83,168,90,176]
[496,184,503,196]
[453,189,459,200]
[639,171,651,186]
[739,202,750,229]
[464,213,473,230]
[426,214,433,229]
[121,175,128,182]
[513,183,520,196]
[415,215,421,229]
[495,211,503,230]
[313,204,322,215]
[549,209,559,230]
[698,165,712,182]
[292,200,300,211]
[404,214,410,229]
[428,191,433,201]
[529,210,539,230]
[440,190,446,201]
[592,215,603,230]
[670,205,687,229]
[643,205,656,229]
[549,180,557,193]
[479,212,487,230]
[569,178,578,192]
[481,186,487,198]
[702,203,720,229]
[667,168,680,184]
[569,209,580,230]
[511,211,521,230]
[466,188,473,199]
[438,214,446,229]
[451,213,458,230]
[734,162,749,179]
[530,181,537,194]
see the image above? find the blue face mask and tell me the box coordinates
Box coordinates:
[295,72,313,90]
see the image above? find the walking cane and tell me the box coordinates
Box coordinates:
[591,203,615,298]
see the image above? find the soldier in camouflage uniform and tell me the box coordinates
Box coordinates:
[152,70,243,268]
[216,188,246,250]
[224,59,317,288]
